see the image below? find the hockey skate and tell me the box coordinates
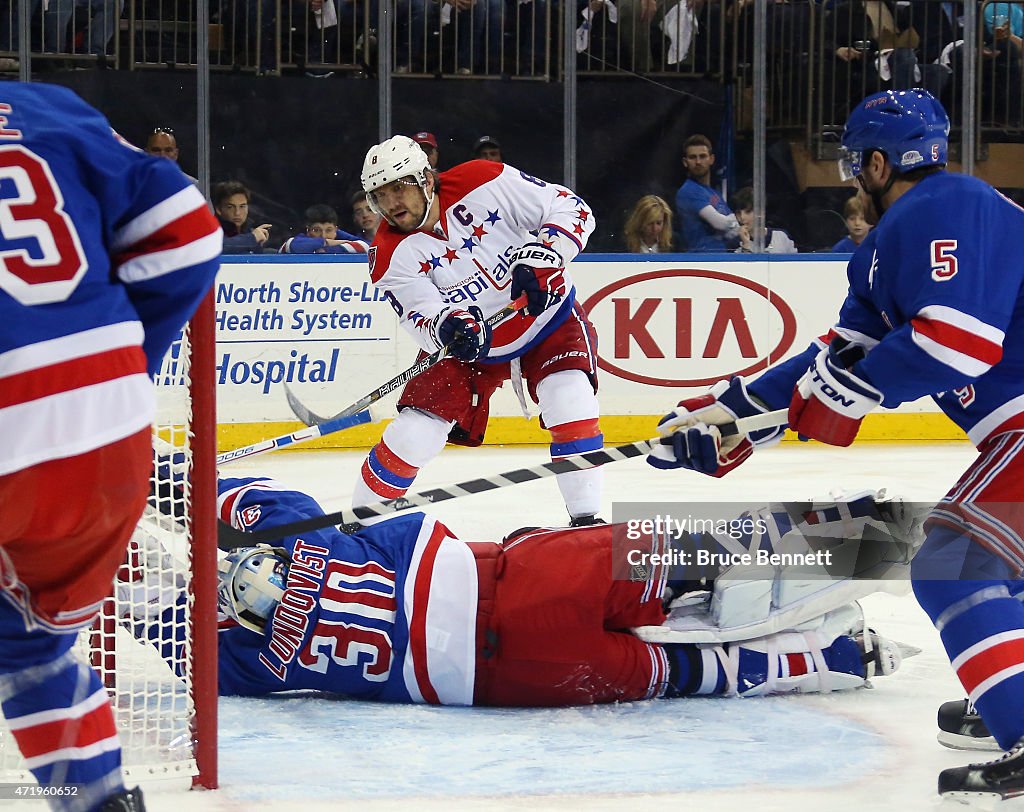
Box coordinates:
[938,699,1000,752]
[939,736,1024,802]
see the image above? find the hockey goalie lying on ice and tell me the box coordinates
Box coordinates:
[121,477,924,706]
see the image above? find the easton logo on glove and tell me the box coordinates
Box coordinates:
[509,242,566,317]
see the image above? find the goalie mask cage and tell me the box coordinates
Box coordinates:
[0,296,219,791]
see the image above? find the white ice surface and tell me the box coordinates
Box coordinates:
[101,442,1002,810]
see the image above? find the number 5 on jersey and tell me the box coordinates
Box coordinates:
[931,239,958,282]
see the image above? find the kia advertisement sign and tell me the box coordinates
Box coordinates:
[571,257,849,414]
[581,268,799,387]
[212,256,858,422]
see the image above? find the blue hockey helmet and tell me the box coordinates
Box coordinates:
[838,89,950,181]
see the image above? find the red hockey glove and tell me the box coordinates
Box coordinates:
[509,242,566,317]
[788,343,882,447]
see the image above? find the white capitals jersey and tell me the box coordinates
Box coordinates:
[367,160,595,362]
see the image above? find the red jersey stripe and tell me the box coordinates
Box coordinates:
[912,316,1004,366]
[409,523,447,705]
[114,203,222,267]
[0,345,146,409]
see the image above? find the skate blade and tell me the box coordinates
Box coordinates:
[937,731,1002,752]
[941,790,1024,809]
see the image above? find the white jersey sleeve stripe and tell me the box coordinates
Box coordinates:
[110,185,210,252]
[117,228,223,284]
[911,331,994,378]
[917,304,1006,345]
[0,376,154,475]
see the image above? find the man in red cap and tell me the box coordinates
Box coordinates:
[412,131,439,169]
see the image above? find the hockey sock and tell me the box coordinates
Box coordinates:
[353,409,451,508]
[661,635,866,698]
[548,417,603,519]
[913,526,1024,750]
[0,636,124,810]
[916,578,1024,750]
[537,371,603,519]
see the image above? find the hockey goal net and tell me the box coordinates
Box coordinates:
[0,298,219,790]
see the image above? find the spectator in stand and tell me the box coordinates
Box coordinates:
[43,0,123,57]
[279,204,368,254]
[413,131,440,168]
[622,194,674,253]
[144,126,199,185]
[730,186,797,254]
[351,190,381,242]
[831,194,873,251]
[616,0,705,73]
[472,135,503,163]
[212,181,273,254]
[675,134,740,252]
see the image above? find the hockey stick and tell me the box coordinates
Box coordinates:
[285,295,529,427]
[216,408,790,549]
[215,407,377,466]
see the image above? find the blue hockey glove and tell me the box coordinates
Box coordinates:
[646,377,783,477]
[434,306,492,362]
[509,242,566,317]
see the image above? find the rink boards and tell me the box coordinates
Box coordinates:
[209,254,965,450]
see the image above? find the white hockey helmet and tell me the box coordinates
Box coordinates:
[217,545,289,633]
[361,135,432,219]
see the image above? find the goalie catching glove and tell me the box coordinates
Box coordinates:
[647,377,784,477]
[509,242,567,317]
[433,305,492,362]
[789,338,882,447]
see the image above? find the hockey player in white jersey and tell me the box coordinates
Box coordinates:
[352,136,604,526]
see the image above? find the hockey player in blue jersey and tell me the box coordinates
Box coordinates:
[646,88,1024,801]
[124,475,915,711]
[0,84,221,811]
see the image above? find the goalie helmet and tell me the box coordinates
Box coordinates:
[217,545,289,633]
[839,89,949,181]
[360,135,432,219]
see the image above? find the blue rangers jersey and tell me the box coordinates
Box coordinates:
[216,478,481,704]
[750,172,1024,446]
[0,83,221,476]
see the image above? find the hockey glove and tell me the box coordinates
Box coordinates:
[434,306,492,362]
[646,377,783,477]
[509,242,567,317]
[788,341,882,447]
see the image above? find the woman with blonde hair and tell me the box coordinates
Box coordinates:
[623,195,674,253]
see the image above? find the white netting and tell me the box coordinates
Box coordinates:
[0,327,201,785]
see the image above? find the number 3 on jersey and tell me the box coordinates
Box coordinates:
[0,145,87,305]
[931,239,959,282]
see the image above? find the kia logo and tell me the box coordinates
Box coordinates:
[581,269,798,387]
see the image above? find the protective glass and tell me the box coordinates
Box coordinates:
[837,146,863,182]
